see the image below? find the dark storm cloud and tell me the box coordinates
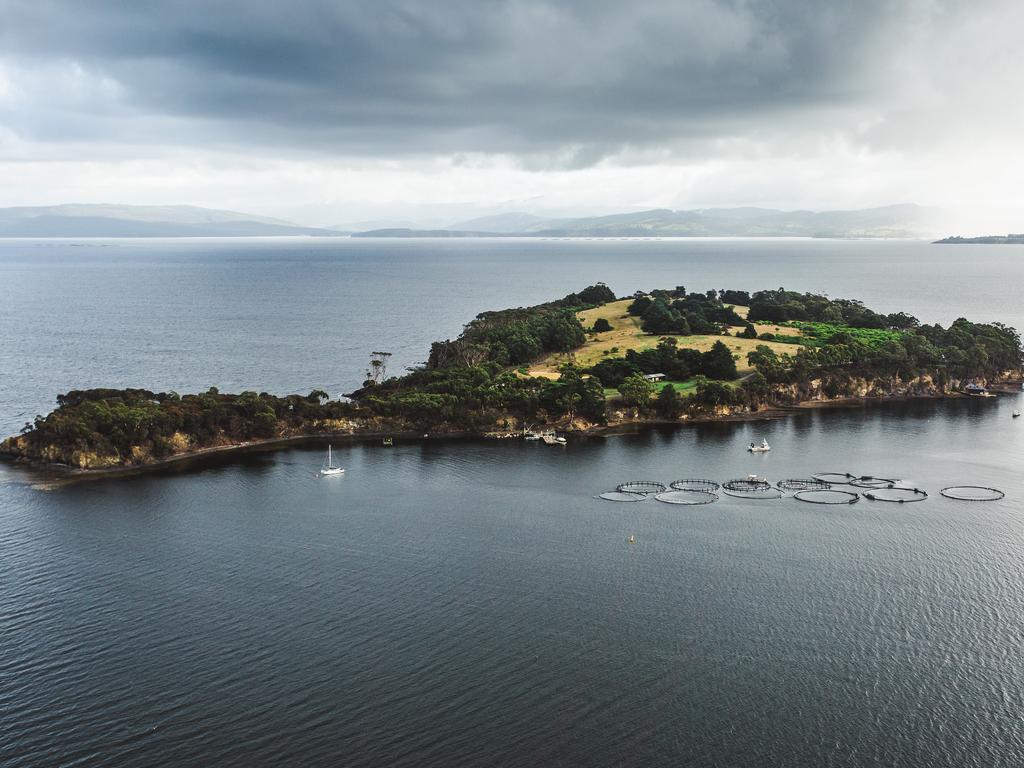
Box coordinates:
[0,0,924,160]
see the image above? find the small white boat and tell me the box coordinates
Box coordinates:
[523,432,542,441]
[748,438,771,453]
[320,445,345,476]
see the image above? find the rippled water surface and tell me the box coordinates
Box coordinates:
[2,238,1024,766]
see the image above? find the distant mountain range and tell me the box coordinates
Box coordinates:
[354,204,939,239]
[0,204,342,237]
[0,202,941,238]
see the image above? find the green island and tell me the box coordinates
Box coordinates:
[3,283,1022,473]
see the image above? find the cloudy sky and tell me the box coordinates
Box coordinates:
[1,0,1022,229]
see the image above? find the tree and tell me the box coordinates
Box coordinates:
[741,372,770,405]
[590,357,641,388]
[576,283,616,305]
[720,289,750,305]
[366,351,392,385]
[693,378,737,407]
[593,318,613,333]
[540,313,587,352]
[740,323,758,339]
[654,383,683,418]
[885,311,919,330]
[618,373,655,407]
[747,345,788,383]
[627,293,652,316]
[700,341,738,380]
[641,298,686,335]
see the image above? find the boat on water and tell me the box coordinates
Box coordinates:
[748,438,771,453]
[965,383,996,398]
[539,430,567,445]
[523,431,542,441]
[320,445,345,476]
[1014,412,1021,418]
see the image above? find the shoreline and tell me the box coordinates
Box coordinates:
[4,390,1012,485]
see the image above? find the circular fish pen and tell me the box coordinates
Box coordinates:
[861,486,928,503]
[616,481,667,495]
[793,489,860,505]
[812,472,857,485]
[723,477,771,492]
[722,487,783,499]
[722,478,781,499]
[596,491,648,502]
[776,478,832,492]
[849,476,900,489]
[669,479,721,493]
[939,486,1006,501]
[654,490,718,505]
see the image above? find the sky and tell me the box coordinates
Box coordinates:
[0,0,1022,230]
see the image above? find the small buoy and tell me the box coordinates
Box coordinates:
[628,534,636,544]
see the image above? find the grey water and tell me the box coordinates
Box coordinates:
[3,237,1024,766]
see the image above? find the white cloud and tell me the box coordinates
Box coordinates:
[0,0,1021,231]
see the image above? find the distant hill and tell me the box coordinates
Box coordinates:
[355,204,939,238]
[446,212,550,232]
[934,234,1024,244]
[0,204,342,237]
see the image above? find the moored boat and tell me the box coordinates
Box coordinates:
[320,445,345,476]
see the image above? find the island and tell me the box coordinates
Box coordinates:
[934,234,1024,244]
[3,283,1022,474]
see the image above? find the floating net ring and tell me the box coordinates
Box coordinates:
[669,479,721,492]
[723,478,771,492]
[721,487,783,500]
[616,481,667,495]
[812,472,857,485]
[939,486,1005,501]
[597,491,648,502]
[861,486,928,503]
[849,476,900,489]
[654,490,718,505]
[793,489,860,505]
[776,478,832,492]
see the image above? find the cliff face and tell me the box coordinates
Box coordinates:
[769,373,961,404]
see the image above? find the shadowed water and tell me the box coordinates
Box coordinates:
[2,238,1024,766]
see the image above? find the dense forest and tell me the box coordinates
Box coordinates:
[4,282,1022,469]
[9,388,357,466]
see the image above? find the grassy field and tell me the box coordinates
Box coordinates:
[527,299,802,378]
[602,379,703,400]
[782,321,905,348]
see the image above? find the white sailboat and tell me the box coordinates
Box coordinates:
[748,438,771,453]
[320,445,345,476]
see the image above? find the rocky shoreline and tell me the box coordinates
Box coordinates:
[4,385,1016,484]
